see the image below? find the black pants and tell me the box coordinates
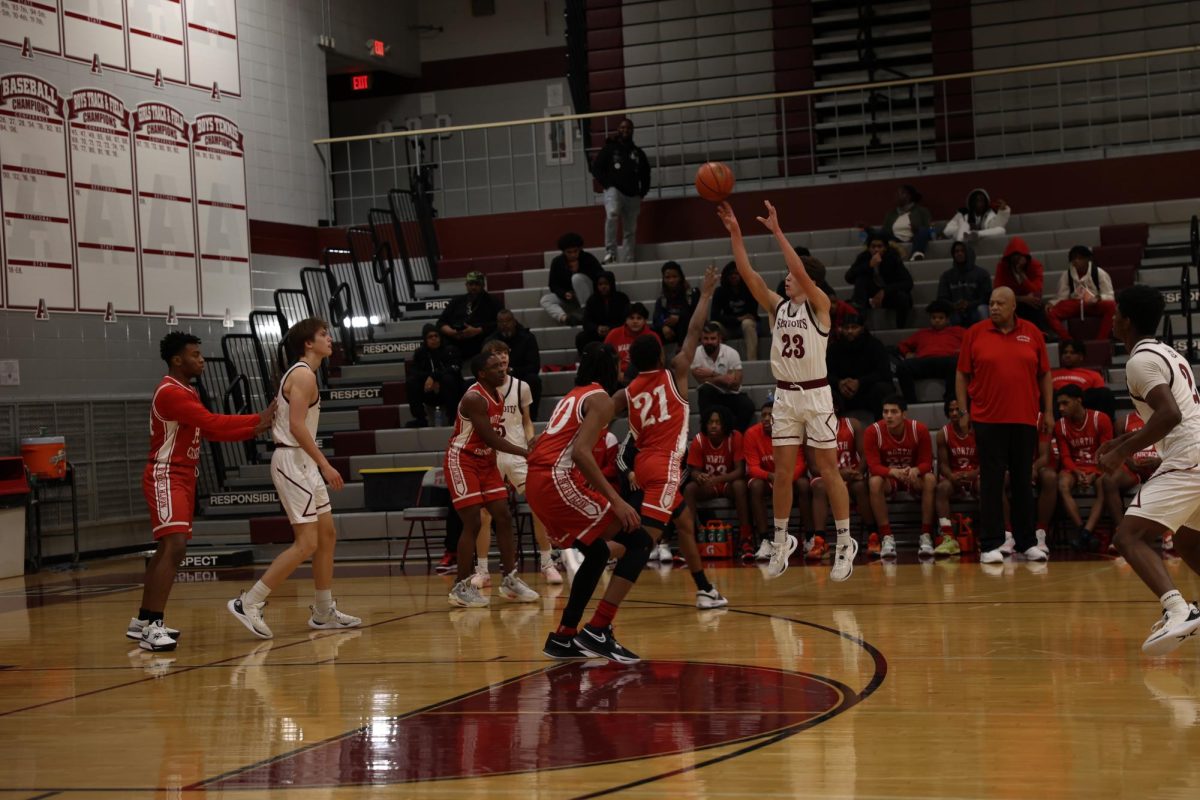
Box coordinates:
[852,280,912,328]
[1015,301,1047,330]
[698,384,756,432]
[835,380,896,419]
[406,374,465,424]
[975,421,1037,552]
[896,356,957,403]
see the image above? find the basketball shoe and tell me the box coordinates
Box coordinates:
[753,539,773,561]
[918,533,934,557]
[573,625,641,664]
[867,532,881,558]
[126,617,180,643]
[139,620,179,652]
[228,594,273,639]
[880,534,897,560]
[469,564,491,589]
[1143,603,1200,656]
[540,557,563,584]
[498,571,539,602]
[934,534,960,556]
[766,534,798,579]
[448,579,489,608]
[652,542,672,562]
[543,632,588,659]
[805,535,827,561]
[830,537,858,583]
[999,531,1017,555]
[696,587,729,609]
[308,600,362,630]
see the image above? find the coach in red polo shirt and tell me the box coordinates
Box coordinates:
[956,287,1054,562]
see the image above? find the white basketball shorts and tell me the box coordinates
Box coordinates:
[497,452,528,494]
[1125,465,1200,533]
[271,447,331,524]
[772,385,837,448]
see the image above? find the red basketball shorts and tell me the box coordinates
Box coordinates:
[635,449,683,524]
[444,449,507,510]
[525,464,615,549]
[143,463,196,540]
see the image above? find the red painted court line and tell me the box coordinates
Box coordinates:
[63,9,122,30]
[0,610,429,718]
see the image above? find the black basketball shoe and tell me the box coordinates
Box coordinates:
[543,632,588,659]
[572,624,641,664]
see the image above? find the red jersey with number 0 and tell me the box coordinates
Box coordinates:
[1055,410,1113,471]
[941,423,978,471]
[687,431,744,476]
[528,384,608,471]
[627,368,688,456]
[449,382,504,457]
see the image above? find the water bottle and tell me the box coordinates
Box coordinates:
[433,406,446,427]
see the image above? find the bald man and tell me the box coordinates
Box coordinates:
[957,287,1055,563]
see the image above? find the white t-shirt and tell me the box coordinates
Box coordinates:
[498,375,532,449]
[1125,339,1200,472]
[891,211,913,242]
[692,343,743,394]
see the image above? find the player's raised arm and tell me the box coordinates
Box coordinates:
[757,200,831,319]
[672,265,719,380]
[717,201,780,313]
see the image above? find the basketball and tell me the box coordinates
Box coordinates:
[694,161,735,202]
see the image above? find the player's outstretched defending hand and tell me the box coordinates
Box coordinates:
[612,496,641,532]
[254,399,278,435]
[716,201,740,236]
[755,200,781,234]
[701,263,719,297]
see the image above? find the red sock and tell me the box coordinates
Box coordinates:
[921,523,932,534]
[939,523,953,536]
[556,625,577,637]
[880,524,893,537]
[588,600,618,630]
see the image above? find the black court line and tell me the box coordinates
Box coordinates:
[0,611,429,718]
[25,793,62,800]
[569,601,890,799]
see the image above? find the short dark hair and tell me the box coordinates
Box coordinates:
[1068,245,1093,262]
[1117,285,1165,338]
[762,398,775,410]
[661,261,683,277]
[1061,338,1087,355]
[794,245,812,257]
[801,255,827,285]
[943,398,960,417]
[629,334,663,371]
[926,299,954,316]
[160,331,201,366]
[470,352,497,377]
[557,232,584,251]
[482,339,510,355]
[284,318,328,360]
[865,233,889,249]
[701,321,725,339]
[1056,384,1084,400]
[577,342,618,392]
[882,393,907,411]
[628,303,649,320]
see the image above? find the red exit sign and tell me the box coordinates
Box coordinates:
[351,74,371,92]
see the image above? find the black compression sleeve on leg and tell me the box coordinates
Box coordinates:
[560,537,611,631]
[611,528,654,582]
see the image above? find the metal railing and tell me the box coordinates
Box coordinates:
[315,45,1200,224]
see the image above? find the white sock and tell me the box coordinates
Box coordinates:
[539,549,553,567]
[477,558,490,573]
[773,518,789,545]
[243,580,271,607]
[834,519,851,541]
[1036,528,1047,538]
[314,588,332,614]
[1161,589,1188,615]
[938,517,952,530]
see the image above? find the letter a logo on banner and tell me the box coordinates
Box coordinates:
[166,305,179,326]
[211,82,220,102]
[20,37,32,59]
[34,299,49,320]
[91,53,102,74]
[103,302,117,323]
[154,68,164,88]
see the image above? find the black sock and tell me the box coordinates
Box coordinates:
[138,607,162,623]
[560,539,611,631]
[691,570,712,592]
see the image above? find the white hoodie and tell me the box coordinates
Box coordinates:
[942,188,1010,242]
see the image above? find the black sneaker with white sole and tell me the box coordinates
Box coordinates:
[543,632,588,659]
[572,624,641,664]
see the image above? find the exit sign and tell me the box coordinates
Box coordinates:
[351,74,371,92]
[370,39,386,57]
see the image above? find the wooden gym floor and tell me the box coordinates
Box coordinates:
[0,552,1198,799]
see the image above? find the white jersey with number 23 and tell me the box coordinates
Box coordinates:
[769,298,830,384]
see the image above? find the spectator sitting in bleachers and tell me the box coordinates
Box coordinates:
[712,260,761,360]
[1051,338,1115,422]
[845,234,914,327]
[742,398,811,562]
[652,261,699,344]
[1104,411,1164,552]
[827,309,895,419]
[994,236,1047,329]
[540,232,602,325]
[1053,385,1113,551]
[864,395,936,559]
[684,406,752,556]
[937,241,991,326]
[603,302,660,382]
[404,324,465,429]
[484,309,542,417]
[437,270,502,360]
[692,322,755,432]
[809,410,872,559]
[941,188,1010,243]
[934,399,977,557]
[575,270,629,354]
[875,183,932,261]
[896,300,965,404]
[1047,245,1116,342]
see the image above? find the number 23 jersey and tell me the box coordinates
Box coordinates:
[769,298,830,384]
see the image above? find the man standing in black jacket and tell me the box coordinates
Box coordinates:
[484,309,543,418]
[826,310,896,419]
[437,270,502,360]
[591,118,650,264]
[405,325,465,428]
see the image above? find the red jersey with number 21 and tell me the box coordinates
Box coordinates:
[627,369,688,456]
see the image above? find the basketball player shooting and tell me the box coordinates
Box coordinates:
[717,200,856,581]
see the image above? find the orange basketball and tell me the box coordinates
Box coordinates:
[694,161,735,202]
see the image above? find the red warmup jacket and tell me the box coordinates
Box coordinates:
[994,236,1044,297]
[898,326,965,358]
[148,376,261,468]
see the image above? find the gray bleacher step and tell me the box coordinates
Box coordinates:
[332,362,405,383]
[320,409,360,432]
